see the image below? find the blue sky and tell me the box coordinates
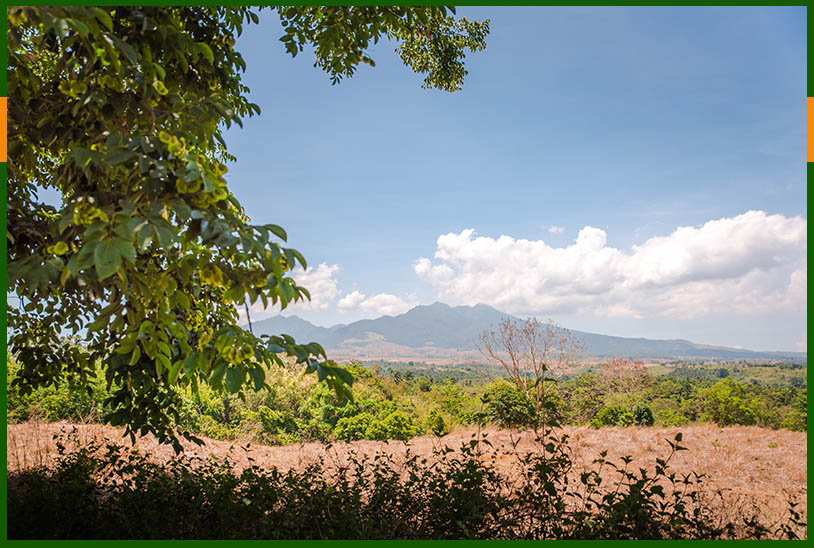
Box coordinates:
[225,6,806,352]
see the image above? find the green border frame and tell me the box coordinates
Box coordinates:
[1,1,809,544]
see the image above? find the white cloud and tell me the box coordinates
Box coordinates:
[359,293,418,316]
[290,263,341,311]
[415,211,806,320]
[338,291,418,316]
[239,263,341,322]
[548,225,565,234]
[338,290,366,310]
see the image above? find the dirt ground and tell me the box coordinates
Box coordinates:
[7,421,806,535]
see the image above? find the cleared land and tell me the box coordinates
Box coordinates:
[7,419,805,536]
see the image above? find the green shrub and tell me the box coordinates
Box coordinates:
[632,404,655,426]
[425,409,447,436]
[700,379,757,426]
[366,411,417,441]
[258,408,300,438]
[482,382,537,429]
[591,405,635,428]
[780,409,806,432]
[334,413,374,442]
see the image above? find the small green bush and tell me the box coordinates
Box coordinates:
[482,382,537,429]
[425,409,447,436]
[632,404,655,426]
[780,409,807,432]
[591,405,635,428]
[366,411,417,441]
[334,413,374,442]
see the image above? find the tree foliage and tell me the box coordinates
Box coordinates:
[6,6,489,448]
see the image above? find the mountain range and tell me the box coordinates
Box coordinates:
[249,302,805,362]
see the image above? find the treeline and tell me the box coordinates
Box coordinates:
[7,358,806,445]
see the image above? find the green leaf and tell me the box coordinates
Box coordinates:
[196,42,214,63]
[156,340,172,357]
[225,367,244,394]
[71,147,91,168]
[290,249,307,269]
[112,238,137,264]
[107,148,134,165]
[266,224,287,241]
[248,367,265,390]
[94,240,122,279]
[91,7,113,31]
[129,345,141,366]
[112,35,138,65]
[168,359,183,384]
[183,353,198,374]
[155,353,171,376]
[227,285,244,303]
[210,363,227,387]
[331,366,354,386]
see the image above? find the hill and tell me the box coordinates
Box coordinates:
[249,302,806,361]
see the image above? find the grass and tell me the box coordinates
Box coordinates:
[6,419,806,539]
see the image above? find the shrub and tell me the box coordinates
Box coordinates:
[632,404,655,426]
[425,409,447,436]
[258,408,299,435]
[366,411,418,441]
[780,409,807,432]
[482,382,537,429]
[334,413,374,442]
[590,405,635,428]
[700,379,757,426]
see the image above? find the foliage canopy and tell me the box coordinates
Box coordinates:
[6,6,489,447]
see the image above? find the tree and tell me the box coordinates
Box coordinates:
[6,6,489,448]
[480,317,581,426]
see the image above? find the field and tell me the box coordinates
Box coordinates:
[7,419,806,538]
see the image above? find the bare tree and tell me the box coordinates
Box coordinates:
[480,317,582,424]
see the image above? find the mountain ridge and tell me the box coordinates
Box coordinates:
[249,302,805,361]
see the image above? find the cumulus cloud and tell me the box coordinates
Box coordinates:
[548,225,565,234]
[337,290,366,310]
[414,211,806,320]
[289,263,341,311]
[337,290,418,316]
[359,293,418,316]
[239,263,341,322]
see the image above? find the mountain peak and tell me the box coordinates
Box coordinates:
[250,303,804,360]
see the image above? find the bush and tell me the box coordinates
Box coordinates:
[482,382,537,429]
[780,409,806,432]
[366,411,418,441]
[632,404,655,426]
[334,413,374,442]
[590,405,635,428]
[425,409,447,436]
[700,379,757,426]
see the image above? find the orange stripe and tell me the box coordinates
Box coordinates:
[0,97,6,162]
[809,97,814,162]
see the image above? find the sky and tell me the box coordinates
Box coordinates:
[223,6,806,352]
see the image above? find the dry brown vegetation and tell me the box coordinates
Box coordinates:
[7,420,806,536]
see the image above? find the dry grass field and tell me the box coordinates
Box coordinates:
[7,420,806,537]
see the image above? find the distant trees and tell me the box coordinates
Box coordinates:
[480,318,581,426]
